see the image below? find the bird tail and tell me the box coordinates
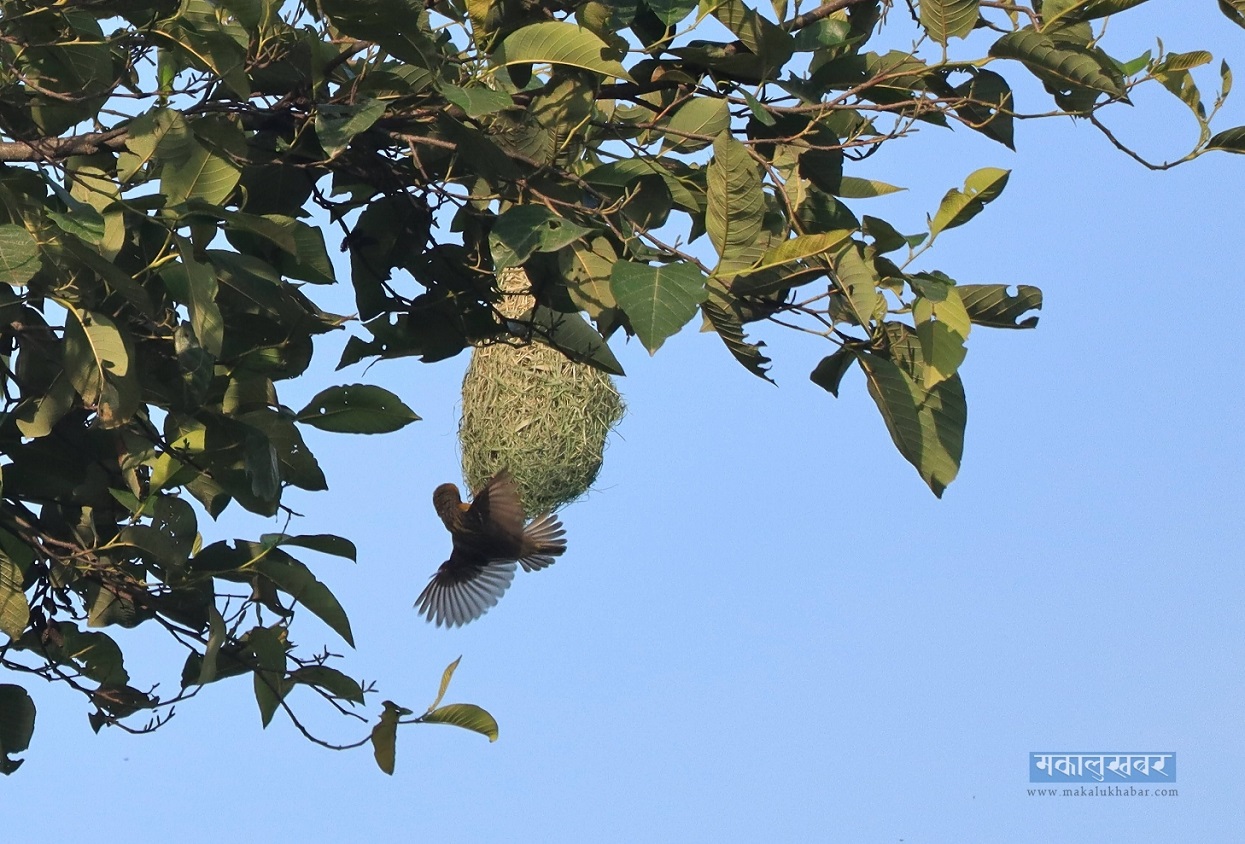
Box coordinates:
[518,512,566,573]
[414,560,517,628]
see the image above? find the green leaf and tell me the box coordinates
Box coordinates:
[197,604,226,684]
[858,352,965,497]
[439,83,514,118]
[1207,126,1245,153]
[290,666,365,704]
[740,90,776,127]
[920,0,980,45]
[707,134,766,276]
[490,206,593,271]
[0,225,40,286]
[989,29,1125,99]
[701,298,773,382]
[830,243,882,326]
[371,700,409,775]
[1042,0,1149,26]
[49,626,129,685]
[247,625,289,728]
[953,69,1015,149]
[705,0,795,80]
[648,0,698,25]
[527,306,626,376]
[610,261,709,354]
[809,348,856,397]
[431,656,461,712]
[560,237,620,319]
[862,216,908,254]
[752,230,853,274]
[14,373,75,439]
[1155,50,1213,74]
[834,177,905,198]
[929,167,1010,238]
[663,97,731,152]
[957,284,1042,328]
[0,684,36,774]
[296,384,420,434]
[915,314,968,388]
[1222,0,1245,29]
[423,703,500,741]
[145,110,242,205]
[161,249,225,357]
[584,159,702,213]
[254,555,355,647]
[61,307,139,428]
[492,22,632,80]
[315,98,387,158]
[263,534,358,562]
[0,552,29,641]
[47,206,105,245]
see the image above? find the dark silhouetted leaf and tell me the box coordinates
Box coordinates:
[296,385,420,434]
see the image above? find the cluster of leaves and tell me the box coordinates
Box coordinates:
[0,0,1240,772]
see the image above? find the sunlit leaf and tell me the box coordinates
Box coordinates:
[929,168,1010,238]
[707,134,766,276]
[423,703,500,741]
[431,656,461,712]
[492,22,632,80]
[834,177,905,198]
[920,0,980,45]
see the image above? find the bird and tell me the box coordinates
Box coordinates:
[415,469,567,627]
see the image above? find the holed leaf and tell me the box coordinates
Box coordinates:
[296,385,420,434]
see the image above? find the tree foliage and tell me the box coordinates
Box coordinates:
[0,0,1239,773]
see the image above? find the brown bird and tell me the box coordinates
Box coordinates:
[415,469,567,627]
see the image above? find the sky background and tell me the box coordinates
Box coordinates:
[4,3,1243,842]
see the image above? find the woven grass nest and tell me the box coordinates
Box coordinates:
[459,269,624,515]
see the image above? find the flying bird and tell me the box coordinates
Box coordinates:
[415,469,567,627]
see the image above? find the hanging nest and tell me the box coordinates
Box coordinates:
[458,268,624,515]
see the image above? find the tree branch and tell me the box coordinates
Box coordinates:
[782,0,877,32]
[0,128,129,162]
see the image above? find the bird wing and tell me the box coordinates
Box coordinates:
[516,511,567,572]
[467,469,527,546]
[414,548,517,628]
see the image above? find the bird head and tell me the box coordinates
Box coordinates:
[432,482,464,526]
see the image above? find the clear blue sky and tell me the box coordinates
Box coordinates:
[5,4,1243,842]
